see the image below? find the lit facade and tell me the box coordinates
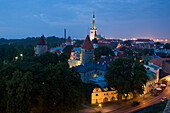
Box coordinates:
[90,12,97,41]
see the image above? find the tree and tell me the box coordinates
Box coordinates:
[6,70,33,113]
[123,40,131,46]
[37,52,59,66]
[0,45,83,113]
[63,45,73,59]
[163,43,170,49]
[40,63,83,112]
[105,58,148,100]
[143,49,154,56]
[120,47,133,57]
[94,46,115,61]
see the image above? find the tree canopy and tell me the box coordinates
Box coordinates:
[94,46,115,61]
[63,45,73,59]
[105,58,148,100]
[0,51,83,113]
[163,43,170,49]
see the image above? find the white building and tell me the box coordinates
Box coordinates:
[90,12,97,41]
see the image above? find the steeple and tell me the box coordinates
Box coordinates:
[92,11,95,29]
[90,11,97,41]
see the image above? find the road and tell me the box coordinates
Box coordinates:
[79,86,170,113]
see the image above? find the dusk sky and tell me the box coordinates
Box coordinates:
[0,0,170,39]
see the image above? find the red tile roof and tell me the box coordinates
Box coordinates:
[81,35,94,49]
[55,49,61,54]
[149,58,170,67]
[66,36,71,42]
[37,35,47,45]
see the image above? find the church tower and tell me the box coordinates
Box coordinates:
[90,11,97,41]
[81,35,94,64]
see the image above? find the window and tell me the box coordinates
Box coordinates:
[96,94,98,96]
[96,99,98,103]
[111,97,115,101]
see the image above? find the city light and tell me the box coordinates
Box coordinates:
[20,54,23,57]
[98,103,102,107]
[15,57,18,60]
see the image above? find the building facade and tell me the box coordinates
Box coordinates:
[74,62,108,83]
[90,75,133,104]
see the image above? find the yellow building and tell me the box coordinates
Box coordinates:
[90,75,133,104]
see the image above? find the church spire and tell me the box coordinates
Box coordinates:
[92,11,95,29]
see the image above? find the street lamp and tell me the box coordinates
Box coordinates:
[15,57,18,60]
[20,54,23,57]
[98,103,102,112]
[98,103,102,107]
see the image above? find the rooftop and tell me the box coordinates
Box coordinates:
[146,69,156,77]
[36,35,47,45]
[149,58,170,67]
[66,36,71,42]
[148,65,160,70]
[81,35,94,49]
[74,62,108,73]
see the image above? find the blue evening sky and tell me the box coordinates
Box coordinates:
[0,0,170,39]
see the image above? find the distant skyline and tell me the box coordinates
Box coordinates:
[0,0,170,40]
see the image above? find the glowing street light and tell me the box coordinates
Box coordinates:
[20,54,23,57]
[99,103,102,107]
[15,57,18,60]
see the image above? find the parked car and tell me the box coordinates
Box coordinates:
[132,101,140,106]
[161,97,167,102]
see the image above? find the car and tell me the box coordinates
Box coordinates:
[132,101,140,106]
[161,97,167,102]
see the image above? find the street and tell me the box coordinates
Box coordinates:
[79,86,170,113]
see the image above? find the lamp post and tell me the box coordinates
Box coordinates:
[98,103,102,113]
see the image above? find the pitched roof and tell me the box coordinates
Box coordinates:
[37,35,47,45]
[74,62,107,73]
[149,58,170,67]
[81,35,94,49]
[66,36,71,42]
